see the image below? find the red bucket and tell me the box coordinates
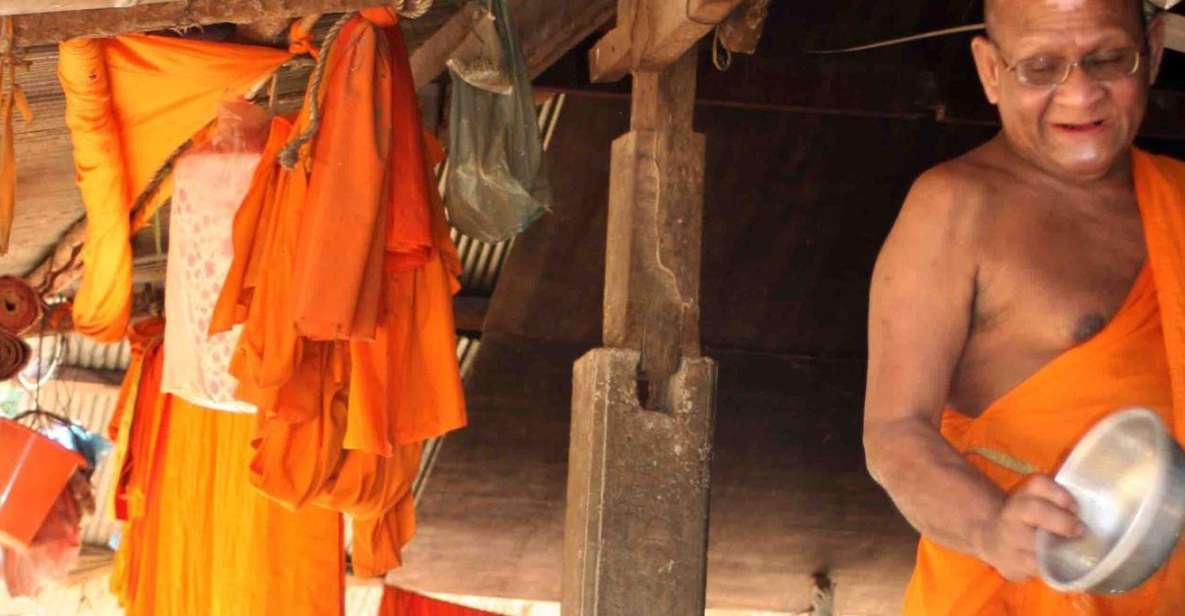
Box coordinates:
[0,418,85,550]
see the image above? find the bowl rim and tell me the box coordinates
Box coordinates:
[1037,407,1172,593]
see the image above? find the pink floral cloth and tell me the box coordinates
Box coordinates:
[160,151,260,413]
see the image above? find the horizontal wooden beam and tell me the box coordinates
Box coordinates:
[0,0,172,18]
[1164,12,1185,54]
[589,0,744,83]
[12,0,389,46]
[409,0,615,88]
[538,47,1185,140]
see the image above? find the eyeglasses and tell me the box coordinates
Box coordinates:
[993,44,1143,88]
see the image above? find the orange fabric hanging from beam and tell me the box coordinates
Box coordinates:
[210,9,466,579]
[58,35,292,342]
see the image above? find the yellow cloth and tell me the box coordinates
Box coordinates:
[109,335,344,616]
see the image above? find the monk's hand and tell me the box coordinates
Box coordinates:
[976,475,1084,582]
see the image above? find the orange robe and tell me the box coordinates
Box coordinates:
[211,9,466,578]
[903,149,1185,614]
[107,320,345,616]
[58,34,296,342]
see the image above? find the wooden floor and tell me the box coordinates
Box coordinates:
[387,333,918,614]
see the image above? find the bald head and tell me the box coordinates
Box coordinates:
[984,0,1146,41]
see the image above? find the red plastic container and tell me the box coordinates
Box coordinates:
[0,418,85,550]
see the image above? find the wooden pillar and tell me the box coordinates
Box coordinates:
[562,47,717,615]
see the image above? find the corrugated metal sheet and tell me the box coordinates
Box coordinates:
[60,333,132,372]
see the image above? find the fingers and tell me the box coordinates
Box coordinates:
[1014,493,1085,538]
[1020,475,1079,514]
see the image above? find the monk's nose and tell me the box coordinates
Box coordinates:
[1053,63,1107,108]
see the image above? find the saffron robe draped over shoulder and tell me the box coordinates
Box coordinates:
[903,149,1185,615]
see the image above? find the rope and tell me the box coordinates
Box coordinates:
[395,0,434,19]
[279,12,354,169]
[127,130,204,224]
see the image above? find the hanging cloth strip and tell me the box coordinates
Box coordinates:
[57,29,317,342]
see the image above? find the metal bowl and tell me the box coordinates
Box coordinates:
[1036,407,1185,594]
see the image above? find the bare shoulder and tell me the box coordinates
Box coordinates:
[899,147,1001,233]
[879,147,1005,271]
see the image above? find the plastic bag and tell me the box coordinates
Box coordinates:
[445,7,511,95]
[196,97,271,155]
[0,413,107,598]
[1,473,85,597]
[445,0,551,245]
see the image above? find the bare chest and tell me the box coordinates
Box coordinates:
[951,193,1146,414]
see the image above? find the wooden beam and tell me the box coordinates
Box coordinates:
[409,0,615,88]
[564,47,716,616]
[1164,12,1185,55]
[589,0,745,83]
[234,16,296,45]
[453,295,490,333]
[12,0,389,46]
[0,0,171,18]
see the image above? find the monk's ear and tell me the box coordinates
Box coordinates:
[1145,13,1167,86]
[971,35,1002,105]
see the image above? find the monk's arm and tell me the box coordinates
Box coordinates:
[863,169,1006,557]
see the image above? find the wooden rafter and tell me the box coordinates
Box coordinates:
[410,0,615,86]
[11,0,389,46]
[590,0,745,83]
[0,1,172,18]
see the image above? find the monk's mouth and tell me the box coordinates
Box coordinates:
[1054,120,1107,132]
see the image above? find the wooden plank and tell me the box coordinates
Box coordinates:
[590,0,744,83]
[1164,12,1185,55]
[409,0,615,87]
[12,0,390,46]
[0,0,172,18]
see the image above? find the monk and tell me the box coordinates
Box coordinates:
[864,0,1185,612]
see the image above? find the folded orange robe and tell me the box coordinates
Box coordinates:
[58,35,294,342]
[210,9,465,578]
[903,149,1185,614]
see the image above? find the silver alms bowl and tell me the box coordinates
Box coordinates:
[1037,407,1185,594]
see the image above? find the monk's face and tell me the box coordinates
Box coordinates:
[971,0,1164,180]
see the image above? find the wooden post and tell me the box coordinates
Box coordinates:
[563,45,717,615]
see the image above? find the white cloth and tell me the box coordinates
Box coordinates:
[160,151,259,413]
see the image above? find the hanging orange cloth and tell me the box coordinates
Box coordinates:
[377,586,499,616]
[211,9,465,578]
[107,317,167,523]
[106,320,344,616]
[112,396,346,616]
[58,35,292,342]
[903,149,1185,615]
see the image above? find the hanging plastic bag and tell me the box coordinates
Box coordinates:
[445,0,551,245]
[445,5,511,95]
